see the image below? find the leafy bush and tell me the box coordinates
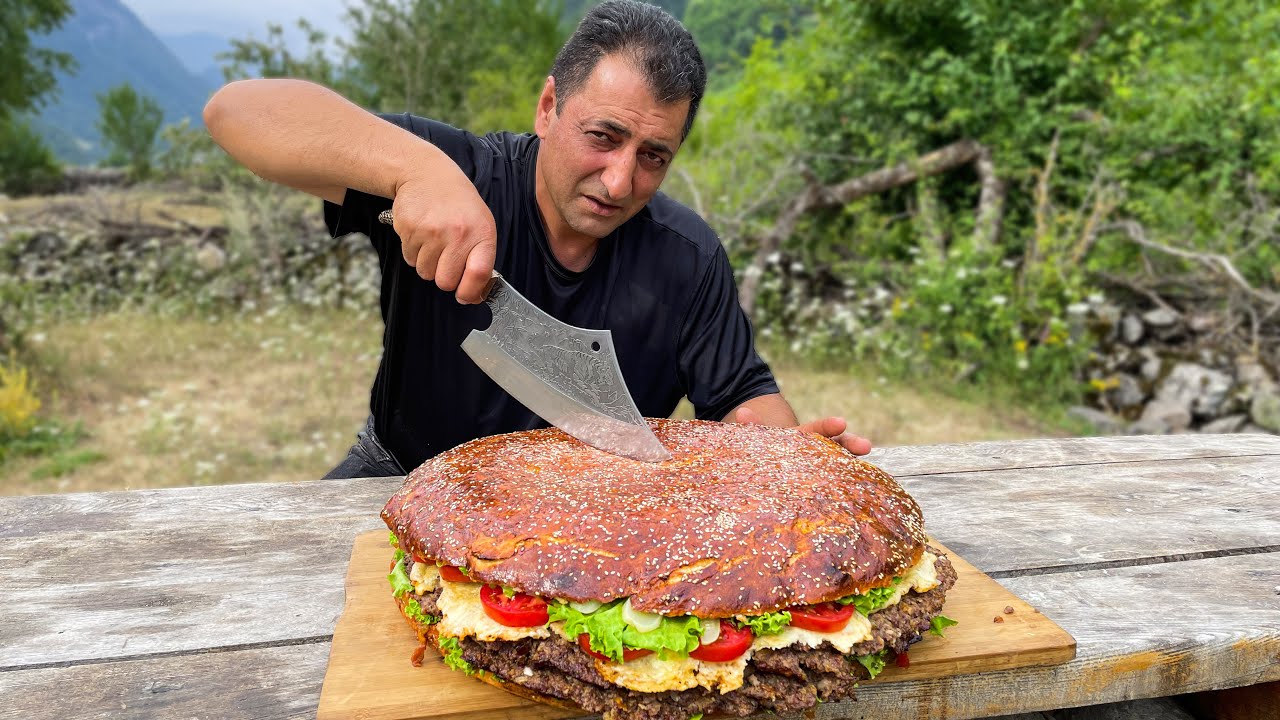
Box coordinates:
[0,352,40,439]
[0,116,63,196]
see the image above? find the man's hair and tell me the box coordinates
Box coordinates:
[550,0,706,140]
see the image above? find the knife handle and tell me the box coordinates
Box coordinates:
[377,210,500,298]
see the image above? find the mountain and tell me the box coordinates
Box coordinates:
[159,31,232,89]
[31,0,216,164]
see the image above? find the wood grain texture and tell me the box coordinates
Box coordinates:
[316,532,1073,720]
[1,552,1271,720]
[2,439,1275,669]
[870,433,1280,478]
[1,435,1277,719]
[0,644,330,720]
[900,453,1280,575]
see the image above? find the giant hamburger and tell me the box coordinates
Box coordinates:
[382,419,957,720]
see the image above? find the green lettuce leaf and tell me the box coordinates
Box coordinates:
[438,636,475,675]
[929,614,958,637]
[855,649,888,679]
[837,577,902,615]
[404,598,438,625]
[388,531,398,548]
[388,554,413,598]
[548,601,702,662]
[735,611,792,636]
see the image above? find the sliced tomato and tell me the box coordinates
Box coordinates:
[895,650,910,668]
[479,584,549,627]
[689,620,753,662]
[439,565,474,583]
[786,602,855,633]
[577,633,654,663]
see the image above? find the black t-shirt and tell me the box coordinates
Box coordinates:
[324,114,778,470]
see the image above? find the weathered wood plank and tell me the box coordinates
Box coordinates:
[3,452,1276,667]
[871,433,1280,477]
[0,476,400,539]
[0,643,330,720]
[0,553,1274,720]
[903,453,1280,573]
[0,514,383,667]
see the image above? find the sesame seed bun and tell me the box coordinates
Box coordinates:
[382,419,926,617]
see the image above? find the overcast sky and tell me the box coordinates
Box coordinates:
[120,0,349,42]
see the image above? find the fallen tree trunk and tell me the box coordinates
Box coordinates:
[738,138,1000,315]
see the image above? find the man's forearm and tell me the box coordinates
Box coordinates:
[723,393,799,426]
[203,79,454,204]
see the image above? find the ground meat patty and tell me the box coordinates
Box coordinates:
[418,553,956,720]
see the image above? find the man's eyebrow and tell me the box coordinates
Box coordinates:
[595,119,674,156]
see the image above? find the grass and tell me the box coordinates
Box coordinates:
[1,307,1071,496]
[2,307,381,495]
[0,185,224,229]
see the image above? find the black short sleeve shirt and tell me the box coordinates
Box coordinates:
[324,114,779,470]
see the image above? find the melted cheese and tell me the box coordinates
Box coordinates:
[428,552,942,692]
[594,653,749,694]
[434,581,553,642]
[409,562,441,596]
[878,550,940,608]
[750,609,873,653]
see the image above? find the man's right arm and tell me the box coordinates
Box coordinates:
[203,78,497,303]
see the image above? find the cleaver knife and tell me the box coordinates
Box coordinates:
[378,210,671,462]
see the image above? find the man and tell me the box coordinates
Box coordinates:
[204,0,869,479]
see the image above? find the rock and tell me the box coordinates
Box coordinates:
[1128,417,1169,435]
[1187,313,1219,334]
[1152,362,1232,419]
[1120,314,1144,344]
[1108,373,1145,411]
[1138,347,1163,384]
[1241,423,1276,435]
[195,243,227,272]
[1068,406,1122,435]
[1236,357,1278,393]
[1142,307,1180,328]
[1250,389,1280,432]
[1138,398,1191,432]
[1199,414,1248,434]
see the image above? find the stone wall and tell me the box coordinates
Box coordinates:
[1074,304,1279,436]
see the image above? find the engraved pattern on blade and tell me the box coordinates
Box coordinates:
[482,278,644,425]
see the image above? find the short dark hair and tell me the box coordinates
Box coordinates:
[550,0,706,140]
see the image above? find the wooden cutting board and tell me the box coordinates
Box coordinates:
[317,532,1075,720]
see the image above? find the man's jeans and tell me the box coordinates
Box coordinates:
[323,416,405,479]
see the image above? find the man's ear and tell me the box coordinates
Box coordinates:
[534,76,556,138]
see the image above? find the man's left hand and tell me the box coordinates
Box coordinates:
[733,406,872,456]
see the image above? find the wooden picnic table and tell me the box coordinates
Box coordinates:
[1,433,1277,719]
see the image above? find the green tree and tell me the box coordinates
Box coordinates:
[0,0,72,195]
[683,0,811,83]
[219,19,357,100]
[0,115,62,195]
[0,0,74,120]
[341,0,564,124]
[96,83,164,180]
[222,1,566,130]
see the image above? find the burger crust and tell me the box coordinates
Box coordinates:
[383,419,926,617]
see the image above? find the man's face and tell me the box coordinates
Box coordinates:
[534,54,690,245]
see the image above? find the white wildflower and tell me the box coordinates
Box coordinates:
[939,303,953,314]
[990,295,1007,307]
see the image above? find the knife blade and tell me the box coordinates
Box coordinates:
[377,210,671,462]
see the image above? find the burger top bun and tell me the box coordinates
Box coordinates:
[382,419,927,617]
